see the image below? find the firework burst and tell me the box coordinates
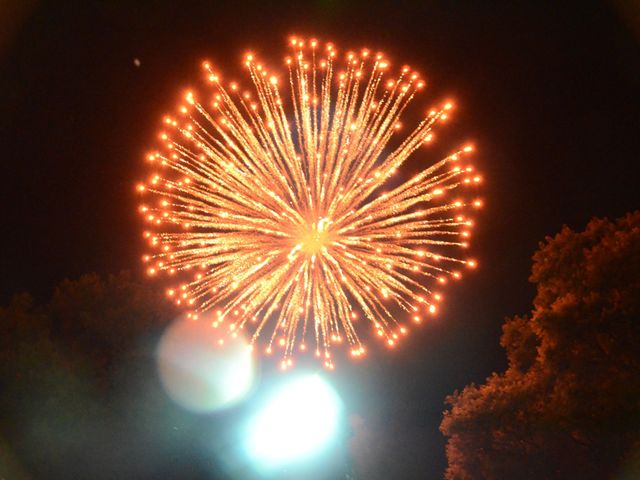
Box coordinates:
[138,37,482,369]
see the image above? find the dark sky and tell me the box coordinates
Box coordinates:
[1,1,639,478]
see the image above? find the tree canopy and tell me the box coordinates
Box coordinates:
[0,272,180,479]
[441,212,640,479]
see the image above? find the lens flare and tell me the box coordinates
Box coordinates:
[246,374,342,464]
[139,37,482,368]
[157,316,255,412]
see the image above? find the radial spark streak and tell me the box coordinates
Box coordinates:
[138,37,482,369]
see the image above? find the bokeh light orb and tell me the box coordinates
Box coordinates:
[247,374,342,465]
[157,316,255,413]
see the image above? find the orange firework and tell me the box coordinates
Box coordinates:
[138,37,482,370]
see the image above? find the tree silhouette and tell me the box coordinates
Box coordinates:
[441,212,640,479]
[0,272,178,479]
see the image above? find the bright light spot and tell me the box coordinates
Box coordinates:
[299,220,331,254]
[247,375,342,465]
[157,316,255,413]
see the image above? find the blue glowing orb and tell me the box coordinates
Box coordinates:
[246,374,342,465]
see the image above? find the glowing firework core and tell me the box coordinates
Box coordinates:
[138,37,483,369]
[299,219,332,254]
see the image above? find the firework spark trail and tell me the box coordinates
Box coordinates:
[138,37,482,369]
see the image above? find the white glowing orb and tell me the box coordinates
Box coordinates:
[247,375,342,464]
[157,316,255,413]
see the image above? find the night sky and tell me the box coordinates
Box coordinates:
[1,1,639,478]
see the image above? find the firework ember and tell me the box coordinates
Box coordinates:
[138,37,482,369]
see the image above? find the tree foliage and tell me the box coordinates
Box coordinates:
[0,272,178,479]
[441,212,640,479]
